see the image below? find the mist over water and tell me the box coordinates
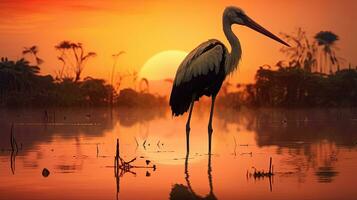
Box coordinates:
[0,107,357,200]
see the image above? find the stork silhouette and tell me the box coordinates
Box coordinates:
[169,6,289,154]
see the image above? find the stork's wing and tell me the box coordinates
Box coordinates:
[174,39,227,86]
[170,39,227,116]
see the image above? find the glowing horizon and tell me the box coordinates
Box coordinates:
[0,0,356,90]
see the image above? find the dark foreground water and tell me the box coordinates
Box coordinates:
[0,107,357,200]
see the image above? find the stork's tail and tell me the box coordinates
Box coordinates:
[169,83,193,116]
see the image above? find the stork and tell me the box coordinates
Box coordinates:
[169,6,289,153]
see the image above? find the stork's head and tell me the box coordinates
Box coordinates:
[224,6,289,47]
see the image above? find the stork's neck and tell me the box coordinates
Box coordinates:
[223,17,241,74]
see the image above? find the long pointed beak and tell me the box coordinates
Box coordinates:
[245,16,290,47]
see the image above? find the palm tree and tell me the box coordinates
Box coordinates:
[314,31,340,73]
[13,58,40,92]
[22,45,44,65]
[280,28,318,72]
[55,41,97,82]
[0,57,41,104]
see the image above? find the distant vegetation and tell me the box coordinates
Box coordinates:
[1,29,356,108]
[218,28,357,108]
[55,41,97,82]
[0,41,165,107]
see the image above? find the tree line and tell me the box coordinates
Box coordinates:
[1,29,356,108]
[0,41,164,107]
[218,29,357,108]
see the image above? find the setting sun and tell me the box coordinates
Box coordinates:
[139,50,188,81]
[0,1,356,200]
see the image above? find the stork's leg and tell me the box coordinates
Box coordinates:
[208,95,216,154]
[186,100,194,153]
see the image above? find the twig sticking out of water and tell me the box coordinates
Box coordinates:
[247,157,274,179]
[233,136,237,157]
[113,138,156,197]
[10,150,16,174]
[115,139,120,169]
[10,124,14,152]
[112,137,158,199]
[269,157,272,175]
[247,157,274,192]
[10,123,18,153]
[143,139,147,150]
[114,138,155,176]
[114,139,120,199]
[96,143,99,157]
[10,123,19,174]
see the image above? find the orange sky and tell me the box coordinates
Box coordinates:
[0,0,356,89]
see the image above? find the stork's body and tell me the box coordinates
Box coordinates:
[169,6,289,153]
[170,40,230,115]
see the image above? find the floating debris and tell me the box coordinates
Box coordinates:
[247,157,274,179]
[114,138,156,177]
[281,118,287,125]
[240,152,253,156]
[247,157,274,191]
[42,168,50,177]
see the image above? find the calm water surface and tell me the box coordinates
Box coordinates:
[0,107,357,200]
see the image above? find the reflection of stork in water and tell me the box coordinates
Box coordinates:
[170,153,216,200]
[169,6,289,153]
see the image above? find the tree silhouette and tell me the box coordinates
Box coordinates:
[22,45,44,65]
[139,78,150,93]
[56,56,66,80]
[80,76,112,105]
[280,28,317,72]
[314,31,340,73]
[55,41,96,82]
[0,57,41,105]
[111,51,125,86]
[110,51,125,105]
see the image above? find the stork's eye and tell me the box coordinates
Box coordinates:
[235,11,245,19]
